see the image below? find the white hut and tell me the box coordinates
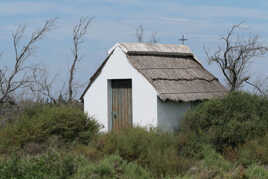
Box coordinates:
[80,43,226,132]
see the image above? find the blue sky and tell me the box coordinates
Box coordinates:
[1,0,268,95]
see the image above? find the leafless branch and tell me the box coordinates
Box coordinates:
[245,80,266,96]
[206,23,268,91]
[136,25,144,42]
[68,17,93,102]
[30,67,58,104]
[0,18,56,104]
[150,32,158,43]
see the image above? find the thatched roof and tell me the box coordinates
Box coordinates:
[109,42,193,56]
[81,43,227,102]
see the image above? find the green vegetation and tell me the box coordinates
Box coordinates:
[74,154,151,179]
[0,104,100,154]
[0,153,151,179]
[0,151,79,179]
[181,92,268,151]
[0,92,268,178]
[92,127,194,177]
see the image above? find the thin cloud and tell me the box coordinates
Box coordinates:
[0,2,77,16]
[160,17,191,24]
[0,2,54,15]
[104,0,140,4]
[165,3,268,20]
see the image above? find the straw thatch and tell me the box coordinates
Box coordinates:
[81,43,227,102]
[118,42,193,56]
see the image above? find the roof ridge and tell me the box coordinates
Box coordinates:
[108,42,193,56]
[159,90,227,94]
[137,67,203,70]
[152,77,217,82]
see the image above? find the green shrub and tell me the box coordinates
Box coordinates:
[93,127,195,177]
[180,146,241,179]
[74,154,151,179]
[181,92,268,151]
[72,144,103,161]
[176,132,204,159]
[0,153,151,179]
[238,134,268,166]
[0,104,100,153]
[201,145,233,172]
[245,164,268,178]
[0,151,81,179]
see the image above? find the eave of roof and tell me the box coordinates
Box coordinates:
[80,50,114,101]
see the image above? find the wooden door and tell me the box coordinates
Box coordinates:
[111,79,132,130]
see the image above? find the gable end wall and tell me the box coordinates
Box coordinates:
[83,47,158,132]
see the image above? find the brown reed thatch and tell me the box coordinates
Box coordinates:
[81,43,227,102]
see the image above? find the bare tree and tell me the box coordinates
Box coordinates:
[206,23,268,91]
[68,17,93,102]
[0,19,56,104]
[150,32,158,43]
[30,67,58,103]
[135,25,159,43]
[246,77,268,97]
[136,25,144,42]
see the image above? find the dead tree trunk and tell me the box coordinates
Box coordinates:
[68,17,93,102]
[0,19,56,104]
[206,23,268,91]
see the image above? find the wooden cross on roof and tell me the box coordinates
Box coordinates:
[179,35,188,45]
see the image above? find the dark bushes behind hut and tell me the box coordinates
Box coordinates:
[181,91,268,151]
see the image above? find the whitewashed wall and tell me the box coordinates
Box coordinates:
[157,99,191,132]
[83,47,158,132]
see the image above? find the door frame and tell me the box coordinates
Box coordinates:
[107,79,133,131]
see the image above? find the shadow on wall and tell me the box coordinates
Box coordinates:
[157,99,199,132]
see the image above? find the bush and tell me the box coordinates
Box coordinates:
[238,134,268,166]
[201,145,233,172]
[0,152,151,179]
[177,145,235,179]
[0,104,100,153]
[181,92,268,151]
[176,132,204,159]
[93,127,195,177]
[0,103,21,128]
[72,144,103,161]
[245,164,268,178]
[74,155,151,179]
[0,151,81,179]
